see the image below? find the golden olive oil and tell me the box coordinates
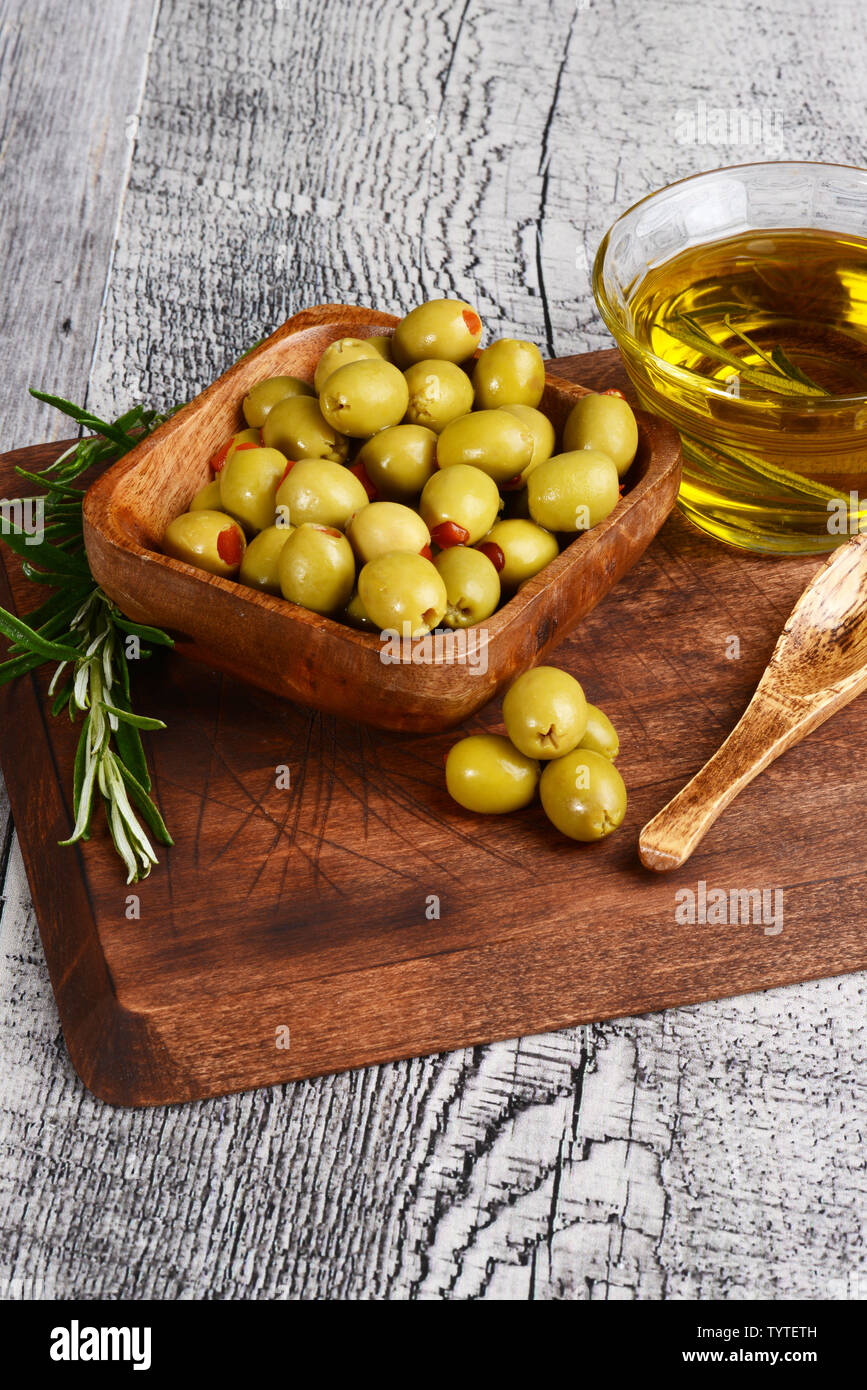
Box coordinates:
[624,228,867,553]
[632,228,867,398]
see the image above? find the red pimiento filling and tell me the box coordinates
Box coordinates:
[602,387,625,399]
[209,439,232,473]
[430,520,469,548]
[349,462,377,500]
[233,442,258,452]
[217,527,243,566]
[476,541,505,572]
[280,459,297,483]
[419,544,433,562]
[463,309,482,337]
[500,473,524,491]
[312,525,342,538]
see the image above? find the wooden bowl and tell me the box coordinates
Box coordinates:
[83,305,681,733]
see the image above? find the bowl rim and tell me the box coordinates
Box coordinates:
[592,159,867,410]
[84,303,662,658]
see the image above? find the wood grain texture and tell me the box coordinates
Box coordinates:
[640,534,867,869]
[0,0,159,443]
[2,0,867,1301]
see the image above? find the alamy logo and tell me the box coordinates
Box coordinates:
[675,880,783,936]
[0,497,44,545]
[50,1320,152,1371]
[380,624,489,674]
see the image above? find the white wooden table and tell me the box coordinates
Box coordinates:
[1,0,865,1300]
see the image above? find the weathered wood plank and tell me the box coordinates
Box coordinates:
[1,0,866,1301]
[0,0,160,445]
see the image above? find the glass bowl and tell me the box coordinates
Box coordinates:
[593,162,867,554]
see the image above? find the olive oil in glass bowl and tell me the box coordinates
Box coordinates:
[593,163,867,554]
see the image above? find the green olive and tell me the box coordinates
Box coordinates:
[502,666,588,760]
[242,375,313,429]
[478,518,558,589]
[190,479,223,511]
[445,734,539,814]
[219,446,287,533]
[163,510,246,578]
[419,465,501,546]
[356,424,438,500]
[436,409,534,484]
[210,429,260,472]
[392,298,483,367]
[278,523,356,615]
[319,358,409,438]
[403,359,475,433]
[358,551,447,635]
[343,589,377,631]
[527,450,620,532]
[313,337,381,394]
[262,394,349,463]
[275,458,369,530]
[578,703,619,760]
[473,338,545,409]
[539,748,627,841]
[239,523,294,593]
[434,545,500,628]
[502,404,557,470]
[563,393,638,477]
[346,501,430,564]
[366,335,393,361]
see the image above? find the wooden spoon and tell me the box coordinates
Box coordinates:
[639,533,867,871]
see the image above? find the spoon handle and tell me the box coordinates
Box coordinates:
[639,699,794,871]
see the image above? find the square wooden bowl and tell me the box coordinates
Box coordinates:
[83,305,681,733]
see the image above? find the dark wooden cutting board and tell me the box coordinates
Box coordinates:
[2,349,865,1107]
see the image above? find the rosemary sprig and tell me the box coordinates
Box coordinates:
[0,392,176,883]
[668,312,829,397]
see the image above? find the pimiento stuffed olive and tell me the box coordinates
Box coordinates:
[239,523,294,594]
[434,545,501,628]
[275,457,369,530]
[278,523,356,615]
[563,392,638,477]
[419,464,501,546]
[346,501,431,565]
[163,510,246,578]
[477,518,558,589]
[243,375,313,428]
[502,403,556,470]
[190,479,223,511]
[357,423,438,501]
[392,298,483,367]
[262,394,349,463]
[313,337,381,394]
[403,359,475,433]
[472,339,545,409]
[319,359,409,437]
[527,449,620,532]
[357,551,447,635]
[219,445,287,533]
[436,409,534,484]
